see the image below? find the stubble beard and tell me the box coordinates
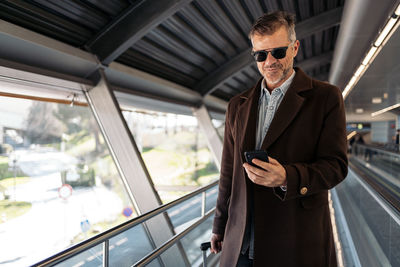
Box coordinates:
[263,63,292,87]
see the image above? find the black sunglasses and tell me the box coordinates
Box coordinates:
[251,46,289,62]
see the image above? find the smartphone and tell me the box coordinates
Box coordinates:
[244,150,269,168]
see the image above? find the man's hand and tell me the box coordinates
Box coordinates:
[210,233,223,254]
[243,156,287,187]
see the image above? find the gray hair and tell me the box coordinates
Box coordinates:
[249,11,296,42]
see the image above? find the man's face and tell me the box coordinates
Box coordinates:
[251,26,299,89]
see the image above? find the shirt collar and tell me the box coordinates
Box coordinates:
[261,69,296,96]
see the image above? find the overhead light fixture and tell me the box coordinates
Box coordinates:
[372,97,382,104]
[356,108,364,113]
[348,76,358,88]
[354,64,366,77]
[374,17,398,46]
[371,103,400,117]
[342,84,352,99]
[362,46,378,65]
[343,5,400,100]
[347,131,357,140]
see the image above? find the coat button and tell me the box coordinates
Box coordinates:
[300,187,308,195]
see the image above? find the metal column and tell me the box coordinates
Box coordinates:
[83,69,187,266]
[193,105,223,169]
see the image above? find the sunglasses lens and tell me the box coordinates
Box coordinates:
[271,47,287,59]
[252,46,289,62]
[254,51,267,62]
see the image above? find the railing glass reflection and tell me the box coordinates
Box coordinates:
[335,167,400,266]
[148,216,214,267]
[36,181,218,267]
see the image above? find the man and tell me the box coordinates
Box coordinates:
[210,11,348,267]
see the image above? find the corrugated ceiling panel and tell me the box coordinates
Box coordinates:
[313,31,324,55]
[243,67,261,82]
[194,0,249,51]
[262,0,281,13]
[212,88,233,101]
[242,0,264,21]
[298,0,312,20]
[147,28,216,72]
[118,49,198,88]
[132,38,206,80]
[32,0,108,29]
[178,4,236,58]
[225,77,245,89]
[163,15,226,65]
[302,37,313,59]
[217,0,253,38]
[0,0,131,47]
[280,0,299,19]
[234,72,254,88]
[313,0,326,15]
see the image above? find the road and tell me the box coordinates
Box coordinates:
[0,148,124,267]
[0,148,219,266]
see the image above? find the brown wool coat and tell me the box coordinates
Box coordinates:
[213,68,348,267]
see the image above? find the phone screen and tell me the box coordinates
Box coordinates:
[244,150,269,168]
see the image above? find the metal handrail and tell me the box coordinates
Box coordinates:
[34,180,219,267]
[133,209,215,267]
[349,159,400,213]
[354,144,400,158]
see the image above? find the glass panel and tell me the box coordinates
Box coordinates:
[0,96,135,266]
[109,224,160,267]
[54,244,103,267]
[350,144,400,193]
[205,185,218,213]
[180,215,214,266]
[147,215,214,267]
[147,244,180,267]
[212,119,225,140]
[122,109,219,203]
[335,169,400,266]
[167,194,202,232]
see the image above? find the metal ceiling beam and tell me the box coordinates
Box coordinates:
[296,51,333,71]
[0,19,228,114]
[87,0,193,65]
[195,49,254,96]
[199,7,343,96]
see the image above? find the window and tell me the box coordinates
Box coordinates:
[122,109,219,203]
[0,96,135,267]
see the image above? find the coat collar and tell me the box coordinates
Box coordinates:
[237,68,313,159]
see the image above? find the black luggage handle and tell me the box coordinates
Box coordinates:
[200,242,211,251]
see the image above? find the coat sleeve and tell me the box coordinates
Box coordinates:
[212,101,235,236]
[274,85,348,201]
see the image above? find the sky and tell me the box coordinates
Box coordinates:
[0,96,31,129]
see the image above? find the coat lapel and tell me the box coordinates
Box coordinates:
[260,68,313,150]
[237,79,263,161]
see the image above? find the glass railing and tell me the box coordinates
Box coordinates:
[350,144,400,209]
[351,144,400,187]
[33,181,219,267]
[333,167,400,267]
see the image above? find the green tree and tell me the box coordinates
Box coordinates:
[25,102,65,144]
[53,105,102,154]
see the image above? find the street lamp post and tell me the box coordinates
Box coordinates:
[8,154,18,202]
[13,159,16,202]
